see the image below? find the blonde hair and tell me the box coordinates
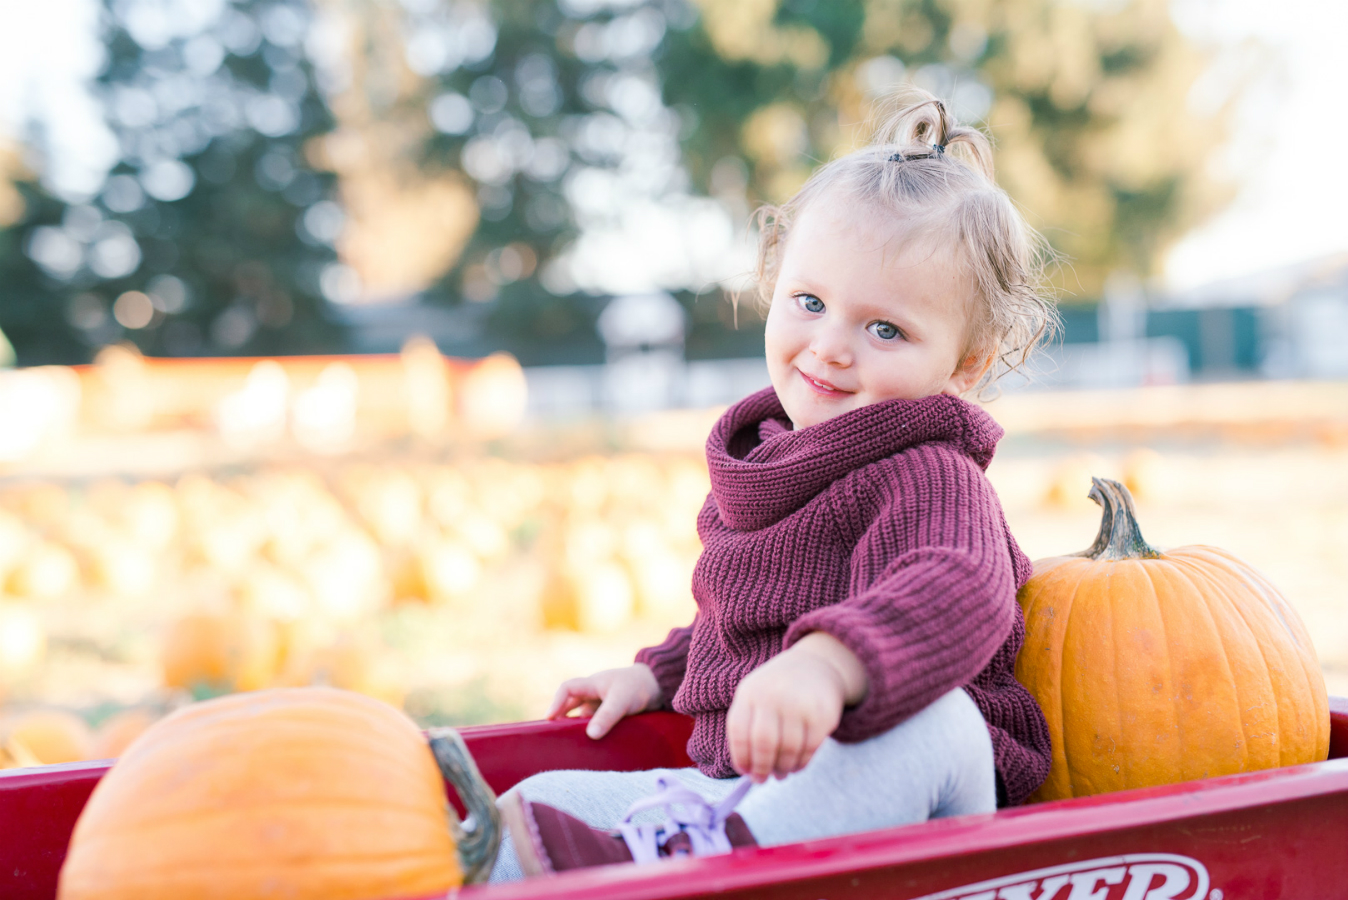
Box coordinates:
[751,87,1058,392]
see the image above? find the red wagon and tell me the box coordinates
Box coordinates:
[5,698,1347,900]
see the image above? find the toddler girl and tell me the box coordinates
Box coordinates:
[490,88,1056,880]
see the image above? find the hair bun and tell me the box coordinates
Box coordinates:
[873,87,993,179]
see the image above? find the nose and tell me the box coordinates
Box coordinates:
[809,320,853,367]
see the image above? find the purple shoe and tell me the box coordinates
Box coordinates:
[500,777,755,876]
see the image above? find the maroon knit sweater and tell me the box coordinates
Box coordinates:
[635,387,1052,807]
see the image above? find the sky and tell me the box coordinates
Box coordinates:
[1164,0,1348,291]
[1,0,1346,298]
[0,0,117,199]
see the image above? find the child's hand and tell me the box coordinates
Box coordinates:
[546,664,663,740]
[726,632,868,783]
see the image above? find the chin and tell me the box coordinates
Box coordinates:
[782,394,856,430]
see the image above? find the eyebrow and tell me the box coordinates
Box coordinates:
[782,274,829,297]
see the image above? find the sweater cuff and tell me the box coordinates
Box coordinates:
[635,624,693,710]
[784,605,934,742]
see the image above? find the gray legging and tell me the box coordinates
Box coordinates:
[490,688,995,882]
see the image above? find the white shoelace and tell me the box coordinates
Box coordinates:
[615,776,753,863]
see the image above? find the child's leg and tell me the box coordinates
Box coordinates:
[736,687,995,846]
[490,689,991,878]
[489,765,739,882]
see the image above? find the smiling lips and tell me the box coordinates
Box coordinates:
[798,368,854,397]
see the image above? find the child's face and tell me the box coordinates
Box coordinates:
[763,194,982,430]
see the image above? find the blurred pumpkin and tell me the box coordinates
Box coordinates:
[401,335,452,437]
[0,603,46,676]
[0,511,31,584]
[418,535,480,603]
[90,708,160,760]
[1,709,93,764]
[1122,447,1165,503]
[573,562,635,634]
[85,480,132,522]
[0,735,41,768]
[298,529,388,620]
[322,633,405,709]
[452,510,508,561]
[161,611,282,695]
[1016,478,1329,802]
[122,481,179,550]
[87,539,157,599]
[6,540,79,599]
[350,468,423,548]
[235,563,314,622]
[56,687,500,900]
[1043,454,1108,511]
[387,548,430,603]
[10,483,70,531]
[278,632,405,709]
[457,352,526,440]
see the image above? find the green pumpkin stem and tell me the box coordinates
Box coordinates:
[428,727,501,884]
[1073,477,1161,561]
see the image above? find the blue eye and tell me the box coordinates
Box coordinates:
[869,321,902,341]
[797,294,824,313]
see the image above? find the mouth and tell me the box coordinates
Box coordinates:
[797,368,853,397]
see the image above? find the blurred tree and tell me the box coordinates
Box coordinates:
[0,0,1232,366]
[0,0,346,364]
[294,0,774,364]
[0,147,91,365]
[304,1,481,303]
[304,0,608,364]
[389,0,1227,361]
[372,0,761,364]
[660,0,1230,300]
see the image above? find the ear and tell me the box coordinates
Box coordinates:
[942,351,995,396]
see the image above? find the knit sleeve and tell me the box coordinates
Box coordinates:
[783,447,1018,743]
[635,621,694,710]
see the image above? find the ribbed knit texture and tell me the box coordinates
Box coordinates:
[635,387,1052,807]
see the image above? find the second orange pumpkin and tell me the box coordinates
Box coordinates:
[1015,478,1329,802]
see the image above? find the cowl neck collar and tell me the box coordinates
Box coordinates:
[705,386,1003,531]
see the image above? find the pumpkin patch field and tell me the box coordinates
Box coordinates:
[0,372,1344,776]
[0,453,711,765]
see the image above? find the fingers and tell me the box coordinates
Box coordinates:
[586,692,629,739]
[774,715,807,779]
[545,679,600,720]
[728,683,838,781]
[549,666,662,740]
[797,716,830,772]
[748,708,782,783]
[729,677,789,782]
[729,704,783,784]
[544,686,577,720]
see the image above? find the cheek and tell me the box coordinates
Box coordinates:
[762,303,794,359]
[865,344,947,396]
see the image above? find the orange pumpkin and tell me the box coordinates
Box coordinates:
[57,687,499,900]
[0,709,93,765]
[160,611,282,694]
[1016,478,1329,802]
[90,708,160,760]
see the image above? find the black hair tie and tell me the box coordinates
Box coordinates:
[888,142,948,163]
